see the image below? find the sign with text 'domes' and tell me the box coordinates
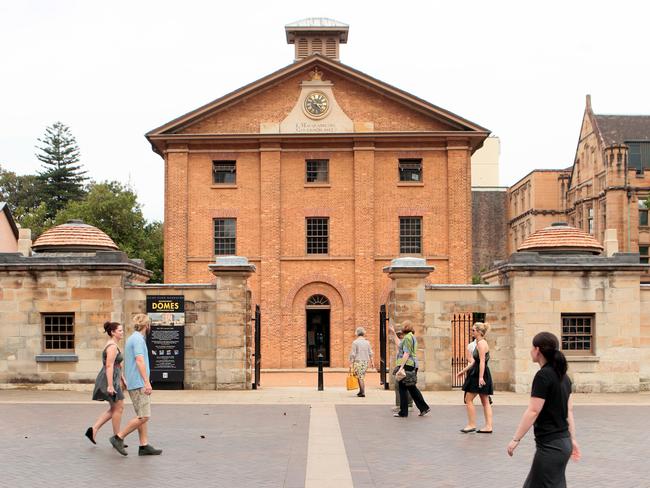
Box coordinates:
[146,295,185,386]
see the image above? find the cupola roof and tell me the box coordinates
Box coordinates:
[518,222,603,254]
[32,220,119,252]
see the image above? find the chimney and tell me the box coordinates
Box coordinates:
[285,18,349,62]
[604,228,619,257]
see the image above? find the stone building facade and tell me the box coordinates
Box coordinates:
[146,19,490,369]
[0,221,255,390]
[508,96,650,271]
[385,224,650,393]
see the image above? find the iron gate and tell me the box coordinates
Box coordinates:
[451,312,486,388]
[379,305,389,389]
[253,305,261,390]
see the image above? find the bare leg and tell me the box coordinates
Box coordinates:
[92,407,113,440]
[479,394,493,430]
[137,419,149,446]
[464,392,477,429]
[118,416,148,441]
[110,400,124,436]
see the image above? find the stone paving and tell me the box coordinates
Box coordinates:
[0,403,309,487]
[337,405,649,488]
[0,389,649,487]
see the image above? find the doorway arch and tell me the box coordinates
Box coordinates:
[306,294,331,366]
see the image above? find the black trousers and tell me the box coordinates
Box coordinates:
[398,365,429,416]
[523,436,572,488]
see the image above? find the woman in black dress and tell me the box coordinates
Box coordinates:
[507,332,580,488]
[457,322,493,433]
[85,322,126,445]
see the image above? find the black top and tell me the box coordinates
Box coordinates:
[530,363,572,441]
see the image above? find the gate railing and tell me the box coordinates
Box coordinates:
[253,304,261,390]
[451,312,472,388]
[379,304,389,390]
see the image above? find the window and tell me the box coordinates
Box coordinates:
[212,161,236,184]
[398,159,422,182]
[639,199,648,227]
[214,218,236,255]
[640,245,649,264]
[588,208,594,234]
[561,314,594,354]
[627,142,650,171]
[306,217,328,254]
[399,217,422,254]
[306,160,329,183]
[42,313,75,352]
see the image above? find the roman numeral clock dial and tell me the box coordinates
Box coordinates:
[303,91,330,119]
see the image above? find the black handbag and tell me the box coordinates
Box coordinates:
[403,369,417,386]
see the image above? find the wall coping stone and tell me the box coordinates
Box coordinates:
[566,356,600,363]
[426,284,509,290]
[0,250,151,278]
[209,256,257,275]
[125,283,216,289]
[383,257,435,274]
[35,354,79,362]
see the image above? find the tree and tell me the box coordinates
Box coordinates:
[55,181,163,282]
[0,165,51,237]
[36,122,87,218]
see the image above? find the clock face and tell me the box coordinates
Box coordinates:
[304,91,330,118]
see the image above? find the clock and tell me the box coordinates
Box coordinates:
[303,91,330,119]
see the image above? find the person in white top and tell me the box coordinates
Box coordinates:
[349,327,374,397]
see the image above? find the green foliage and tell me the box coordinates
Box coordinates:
[55,181,163,282]
[36,122,87,218]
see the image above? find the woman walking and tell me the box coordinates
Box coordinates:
[388,325,412,412]
[457,322,493,433]
[85,321,126,445]
[393,322,430,418]
[349,327,374,397]
[507,332,580,487]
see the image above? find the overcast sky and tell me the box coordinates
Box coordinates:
[1,0,648,221]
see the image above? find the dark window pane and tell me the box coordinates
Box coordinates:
[306,218,329,254]
[399,217,422,254]
[214,218,236,255]
[213,161,236,184]
[306,160,329,183]
[561,315,593,353]
[42,313,75,351]
[399,159,422,182]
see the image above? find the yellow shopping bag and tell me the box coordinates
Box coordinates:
[346,369,359,390]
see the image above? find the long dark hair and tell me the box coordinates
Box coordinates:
[103,321,120,337]
[532,332,567,379]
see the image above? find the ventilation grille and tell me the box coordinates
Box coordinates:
[325,38,336,58]
[311,38,322,54]
[297,38,308,58]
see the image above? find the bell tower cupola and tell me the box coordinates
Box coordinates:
[285,18,349,62]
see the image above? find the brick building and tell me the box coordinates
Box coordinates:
[146,19,489,368]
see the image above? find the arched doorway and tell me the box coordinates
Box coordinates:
[306,294,330,366]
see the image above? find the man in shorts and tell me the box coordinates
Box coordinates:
[110,313,162,456]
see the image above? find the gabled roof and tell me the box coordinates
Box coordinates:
[593,114,650,146]
[0,202,19,240]
[146,54,489,144]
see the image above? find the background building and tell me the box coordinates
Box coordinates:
[146,19,489,369]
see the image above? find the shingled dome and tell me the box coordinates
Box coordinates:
[518,222,604,255]
[32,220,119,252]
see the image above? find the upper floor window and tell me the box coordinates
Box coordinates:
[639,199,649,227]
[306,217,329,254]
[306,160,329,183]
[627,142,650,172]
[214,218,236,255]
[399,217,422,254]
[640,245,649,264]
[398,159,422,182]
[43,313,75,352]
[213,161,236,184]
[587,208,594,234]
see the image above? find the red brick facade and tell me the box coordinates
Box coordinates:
[148,55,488,368]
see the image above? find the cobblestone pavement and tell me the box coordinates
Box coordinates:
[337,405,649,488]
[0,404,309,488]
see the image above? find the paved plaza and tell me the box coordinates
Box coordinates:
[0,388,648,487]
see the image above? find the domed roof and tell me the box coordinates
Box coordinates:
[32,220,119,252]
[518,222,603,254]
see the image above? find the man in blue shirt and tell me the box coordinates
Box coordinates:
[110,314,162,456]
